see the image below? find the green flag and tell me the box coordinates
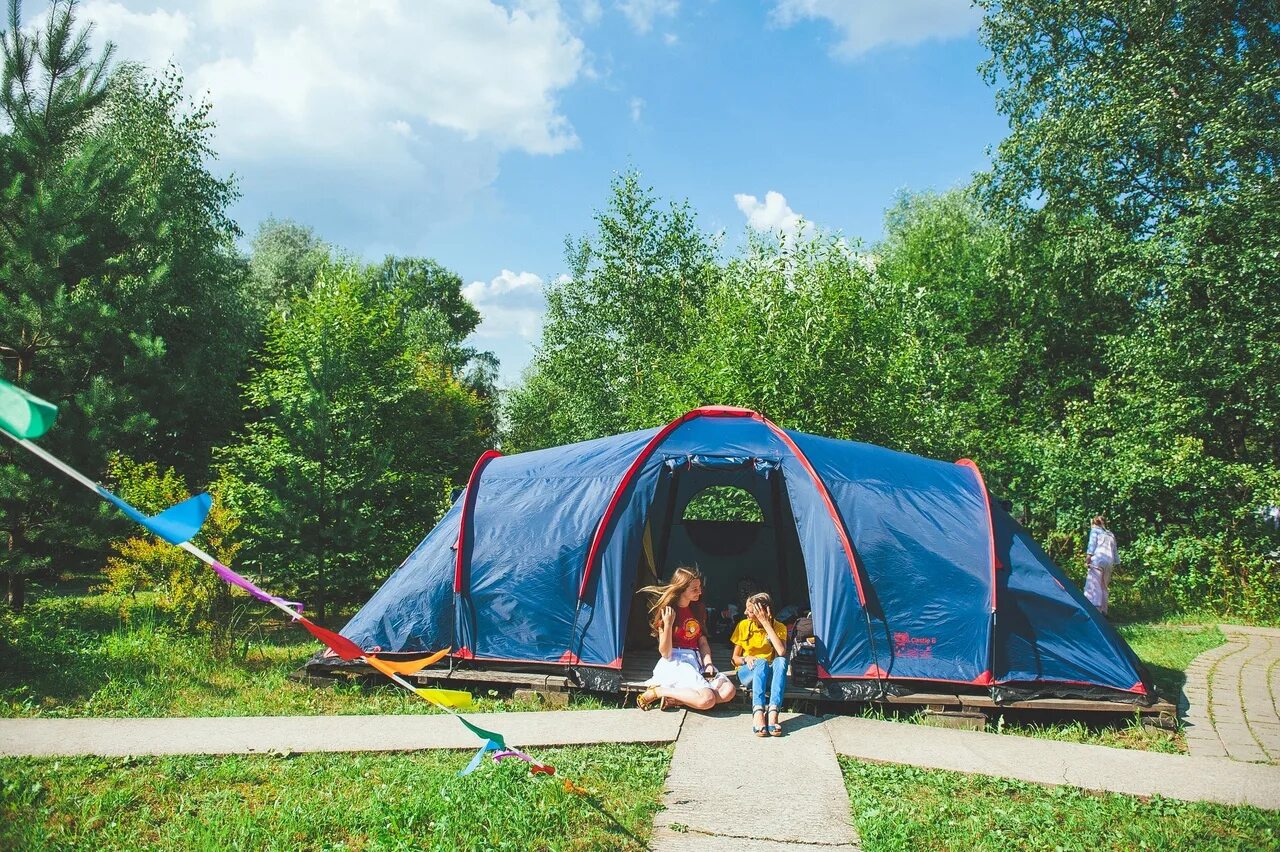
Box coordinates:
[457,715,506,749]
[0,378,57,440]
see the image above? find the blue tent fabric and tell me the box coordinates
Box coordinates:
[344,501,462,654]
[338,408,1152,702]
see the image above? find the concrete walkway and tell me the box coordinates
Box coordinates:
[650,711,859,851]
[1182,624,1280,763]
[826,716,1280,811]
[0,708,683,757]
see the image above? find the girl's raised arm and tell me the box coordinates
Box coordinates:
[657,605,675,660]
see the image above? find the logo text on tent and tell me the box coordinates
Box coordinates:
[893,632,938,658]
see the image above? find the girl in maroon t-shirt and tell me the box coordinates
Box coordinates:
[636,567,736,711]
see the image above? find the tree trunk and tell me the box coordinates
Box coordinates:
[7,571,25,612]
[6,351,32,611]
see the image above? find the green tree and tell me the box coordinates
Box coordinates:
[978,0,1280,469]
[373,255,499,407]
[247,218,330,317]
[95,65,255,475]
[0,0,253,609]
[978,0,1280,616]
[98,455,245,656]
[651,230,900,443]
[504,170,719,449]
[218,263,492,617]
[0,0,124,608]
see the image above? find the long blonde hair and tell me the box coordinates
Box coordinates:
[640,566,705,637]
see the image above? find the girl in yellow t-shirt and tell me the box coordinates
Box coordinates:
[731,593,789,737]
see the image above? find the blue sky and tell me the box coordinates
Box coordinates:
[54,0,1007,382]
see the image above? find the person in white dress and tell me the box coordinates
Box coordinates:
[1084,515,1118,615]
[636,566,736,711]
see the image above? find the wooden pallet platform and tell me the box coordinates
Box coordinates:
[311,641,1176,720]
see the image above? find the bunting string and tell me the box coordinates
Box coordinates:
[0,377,563,781]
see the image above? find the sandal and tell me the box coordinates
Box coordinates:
[767,707,782,737]
[752,706,767,737]
[637,687,661,711]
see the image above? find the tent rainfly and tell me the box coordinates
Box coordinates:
[331,407,1153,703]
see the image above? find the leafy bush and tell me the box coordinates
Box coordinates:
[97,455,247,657]
[1124,531,1280,624]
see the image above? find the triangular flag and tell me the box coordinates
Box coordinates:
[415,687,472,709]
[459,739,500,777]
[297,616,365,661]
[456,715,506,749]
[102,491,212,545]
[0,378,57,440]
[209,559,303,612]
[366,647,450,675]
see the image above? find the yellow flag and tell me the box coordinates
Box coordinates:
[415,688,473,709]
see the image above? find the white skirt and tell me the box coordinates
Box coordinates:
[1084,563,1113,613]
[645,647,731,691]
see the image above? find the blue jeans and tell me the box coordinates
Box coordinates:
[737,656,787,709]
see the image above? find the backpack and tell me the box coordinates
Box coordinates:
[788,614,817,687]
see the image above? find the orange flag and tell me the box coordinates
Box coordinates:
[366,647,450,675]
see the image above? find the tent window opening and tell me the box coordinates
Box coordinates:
[682,485,763,558]
[682,485,764,524]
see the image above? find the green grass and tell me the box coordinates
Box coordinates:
[1117,622,1225,701]
[0,745,669,851]
[0,594,603,718]
[840,758,1278,851]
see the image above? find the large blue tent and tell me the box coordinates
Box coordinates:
[335,407,1153,703]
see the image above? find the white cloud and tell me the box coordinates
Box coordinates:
[61,1,586,252]
[580,0,604,25]
[770,0,980,58]
[735,190,807,237]
[463,269,547,343]
[172,1,583,159]
[75,1,192,69]
[663,32,679,46]
[629,96,645,123]
[618,0,678,34]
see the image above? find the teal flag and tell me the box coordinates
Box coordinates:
[459,739,500,777]
[0,378,57,440]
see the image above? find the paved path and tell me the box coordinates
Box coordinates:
[827,716,1280,811]
[1182,624,1280,763]
[0,709,683,757]
[651,711,859,851]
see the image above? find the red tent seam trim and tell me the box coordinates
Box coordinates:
[576,407,869,607]
[453,450,502,593]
